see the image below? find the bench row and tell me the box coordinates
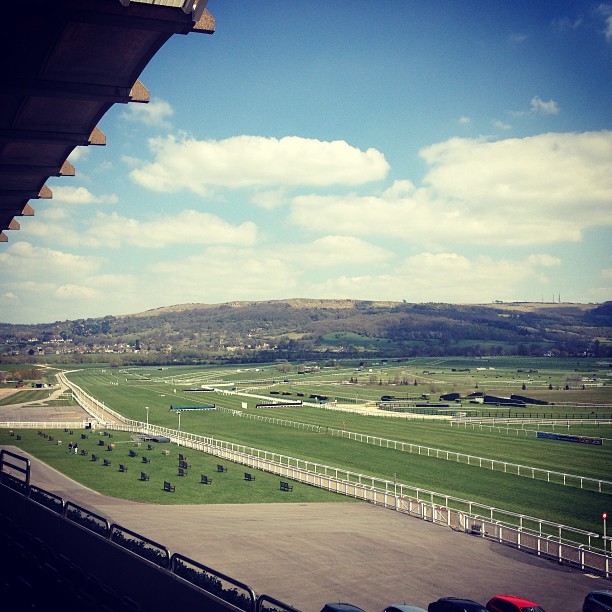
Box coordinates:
[154,476,294,492]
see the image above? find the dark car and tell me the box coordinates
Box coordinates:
[321,604,366,612]
[428,598,488,612]
[383,606,427,612]
[486,594,545,612]
[583,590,612,612]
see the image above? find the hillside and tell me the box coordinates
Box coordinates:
[1,300,611,364]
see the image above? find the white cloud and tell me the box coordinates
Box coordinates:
[0,292,18,306]
[551,16,584,32]
[54,284,98,300]
[290,130,612,246]
[509,33,528,43]
[251,189,286,210]
[596,4,612,41]
[67,147,90,164]
[50,186,118,205]
[299,236,391,267]
[84,210,257,249]
[149,246,298,301]
[0,242,102,280]
[492,119,512,130]
[530,96,560,115]
[307,252,561,303]
[129,134,390,195]
[458,116,471,125]
[120,98,174,128]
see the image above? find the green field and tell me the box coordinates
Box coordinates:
[2,358,611,536]
[0,428,351,506]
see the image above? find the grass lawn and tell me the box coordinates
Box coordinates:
[3,359,611,536]
[1,427,355,506]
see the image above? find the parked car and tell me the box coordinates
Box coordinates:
[321,604,366,612]
[383,605,427,612]
[428,598,487,612]
[583,590,612,612]
[486,595,544,612]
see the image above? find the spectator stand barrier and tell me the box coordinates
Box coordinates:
[0,451,302,612]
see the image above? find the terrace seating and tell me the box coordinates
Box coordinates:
[140,472,150,481]
[163,481,175,492]
[119,464,128,473]
[217,464,227,473]
[91,454,99,462]
[178,460,190,469]
[244,473,256,482]
[200,475,212,485]
[178,467,188,477]
[280,481,293,492]
[142,457,150,464]
[129,450,137,458]
[80,449,88,456]
[103,459,112,467]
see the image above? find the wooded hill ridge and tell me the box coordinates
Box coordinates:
[1,299,611,363]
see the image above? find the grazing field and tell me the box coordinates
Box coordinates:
[2,358,611,536]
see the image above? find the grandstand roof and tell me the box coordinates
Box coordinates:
[0,0,214,241]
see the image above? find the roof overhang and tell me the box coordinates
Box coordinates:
[0,0,214,241]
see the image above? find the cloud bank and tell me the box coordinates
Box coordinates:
[129,135,390,194]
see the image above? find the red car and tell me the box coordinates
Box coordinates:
[486,595,545,612]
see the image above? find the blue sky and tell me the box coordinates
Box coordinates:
[1,0,611,324]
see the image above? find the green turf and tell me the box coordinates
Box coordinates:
[3,359,611,536]
[0,428,354,506]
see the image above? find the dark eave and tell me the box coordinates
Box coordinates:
[0,0,214,241]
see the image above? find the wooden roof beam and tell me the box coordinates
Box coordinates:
[3,78,150,104]
[0,127,106,146]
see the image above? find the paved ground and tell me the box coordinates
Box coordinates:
[2,444,608,612]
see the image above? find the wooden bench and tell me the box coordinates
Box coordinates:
[244,472,256,481]
[103,459,112,467]
[142,456,150,464]
[178,467,188,477]
[280,481,293,492]
[217,464,227,472]
[129,449,137,458]
[200,475,212,485]
[164,481,175,492]
[119,464,128,473]
[91,454,99,462]
[140,472,150,481]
